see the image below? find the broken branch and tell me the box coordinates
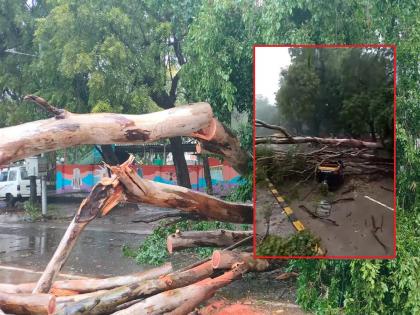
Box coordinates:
[167,230,253,254]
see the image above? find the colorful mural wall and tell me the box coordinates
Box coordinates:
[56,159,241,196]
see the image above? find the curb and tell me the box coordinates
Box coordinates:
[266,179,305,232]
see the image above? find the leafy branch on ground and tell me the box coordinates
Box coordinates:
[123,220,236,266]
[257,230,320,256]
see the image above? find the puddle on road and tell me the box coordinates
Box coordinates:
[0,224,150,282]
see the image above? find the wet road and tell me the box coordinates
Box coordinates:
[0,222,149,282]
[0,201,179,283]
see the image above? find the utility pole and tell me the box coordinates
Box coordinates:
[40,154,47,216]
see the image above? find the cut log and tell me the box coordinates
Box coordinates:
[110,155,253,223]
[56,290,109,304]
[0,96,213,166]
[55,261,214,315]
[53,263,172,293]
[196,119,251,175]
[256,135,383,148]
[32,177,123,294]
[197,302,266,315]
[0,263,172,294]
[0,292,56,315]
[167,230,253,254]
[211,250,269,272]
[111,263,248,315]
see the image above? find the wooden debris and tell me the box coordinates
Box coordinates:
[371,215,388,252]
[167,230,253,254]
[0,264,172,295]
[330,197,355,204]
[55,261,214,315]
[110,155,253,223]
[211,250,269,272]
[32,178,123,294]
[112,263,248,315]
[0,292,56,315]
[274,272,299,280]
[298,205,339,226]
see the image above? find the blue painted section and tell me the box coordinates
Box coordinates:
[82,173,94,186]
[152,176,176,185]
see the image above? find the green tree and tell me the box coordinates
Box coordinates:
[276,47,393,140]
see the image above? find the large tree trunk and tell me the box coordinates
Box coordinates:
[169,136,191,188]
[167,230,252,254]
[32,178,123,294]
[256,135,383,148]
[0,96,214,166]
[56,261,214,315]
[196,119,250,175]
[0,292,56,315]
[112,264,248,315]
[111,156,252,223]
[0,264,172,294]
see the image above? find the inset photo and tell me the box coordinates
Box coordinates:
[254,45,396,258]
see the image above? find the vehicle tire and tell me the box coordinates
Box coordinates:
[6,194,16,208]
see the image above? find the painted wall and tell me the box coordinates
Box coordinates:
[56,160,241,196]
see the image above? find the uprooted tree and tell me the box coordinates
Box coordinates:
[0,96,261,315]
[256,119,393,180]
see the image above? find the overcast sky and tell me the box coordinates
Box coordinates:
[255,47,291,104]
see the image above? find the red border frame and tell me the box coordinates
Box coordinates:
[252,44,397,260]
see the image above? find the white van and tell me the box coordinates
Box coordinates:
[0,166,41,207]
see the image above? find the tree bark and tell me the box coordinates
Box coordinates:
[32,177,124,294]
[169,136,191,188]
[0,96,214,166]
[112,263,248,315]
[202,155,213,195]
[56,261,214,315]
[111,156,252,223]
[0,264,172,294]
[256,135,383,148]
[211,250,269,272]
[0,292,56,315]
[196,119,250,175]
[167,230,253,254]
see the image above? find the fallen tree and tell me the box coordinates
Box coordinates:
[0,95,249,175]
[256,135,383,148]
[112,263,249,315]
[0,263,172,294]
[0,95,257,314]
[55,261,215,315]
[167,230,253,254]
[111,155,253,224]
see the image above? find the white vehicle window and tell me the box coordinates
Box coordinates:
[0,172,7,182]
[8,170,17,181]
[20,167,29,180]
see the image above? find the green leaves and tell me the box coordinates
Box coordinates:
[123,220,235,266]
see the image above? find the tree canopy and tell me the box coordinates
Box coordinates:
[276,47,393,142]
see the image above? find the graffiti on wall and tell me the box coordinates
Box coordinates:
[56,161,241,196]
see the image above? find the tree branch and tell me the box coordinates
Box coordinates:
[23,94,66,118]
